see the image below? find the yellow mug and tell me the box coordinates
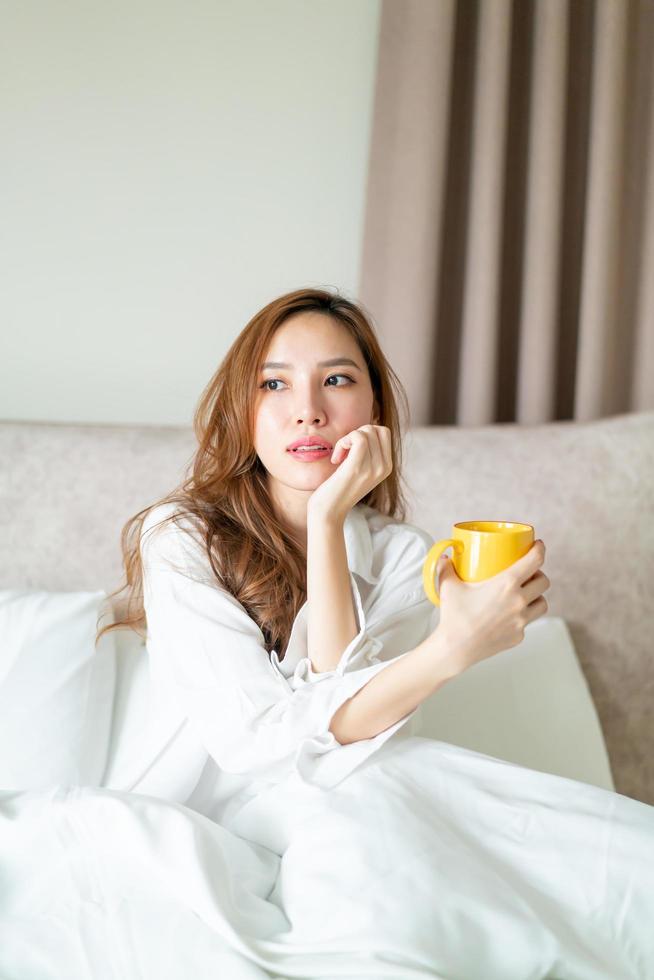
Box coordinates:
[422,521,535,606]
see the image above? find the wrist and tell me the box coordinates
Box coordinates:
[307,503,346,530]
[425,625,469,679]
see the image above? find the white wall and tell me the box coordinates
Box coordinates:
[0,0,381,425]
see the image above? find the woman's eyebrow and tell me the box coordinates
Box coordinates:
[260,357,362,372]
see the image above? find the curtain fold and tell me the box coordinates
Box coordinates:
[458,0,512,426]
[575,0,630,420]
[517,0,568,422]
[360,0,654,426]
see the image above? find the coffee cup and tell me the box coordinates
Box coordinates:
[423,521,535,606]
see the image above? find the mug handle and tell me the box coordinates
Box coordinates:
[422,539,456,607]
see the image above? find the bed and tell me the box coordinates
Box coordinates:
[1,411,652,979]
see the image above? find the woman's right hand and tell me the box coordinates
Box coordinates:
[434,540,550,673]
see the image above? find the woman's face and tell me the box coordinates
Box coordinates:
[253,312,379,516]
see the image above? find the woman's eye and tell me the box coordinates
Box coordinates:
[260,374,353,392]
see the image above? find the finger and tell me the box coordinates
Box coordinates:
[523,594,548,625]
[351,425,382,474]
[376,424,393,477]
[511,540,545,584]
[371,424,393,475]
[346,425,382,472]
[521,569,550,605]
[365,424,384,474]
[331,427,365,464]
[331,431,355,463]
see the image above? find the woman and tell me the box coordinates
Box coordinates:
[4,287,652,980]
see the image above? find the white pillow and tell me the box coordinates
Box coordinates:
[0,589,116,789]
[417,616,615,792]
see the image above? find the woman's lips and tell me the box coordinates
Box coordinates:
[286,448,331,461]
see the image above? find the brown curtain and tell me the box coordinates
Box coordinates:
[360,0,654,426]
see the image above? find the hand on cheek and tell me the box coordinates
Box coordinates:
[331,437,352,465]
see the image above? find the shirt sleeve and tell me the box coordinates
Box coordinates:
[140,507,438,791]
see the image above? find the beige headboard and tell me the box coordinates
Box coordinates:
[1,411,652,805]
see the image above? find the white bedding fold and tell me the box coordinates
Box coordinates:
[2,735,653,980]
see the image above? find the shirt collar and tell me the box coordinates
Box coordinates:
[343,504,378,585]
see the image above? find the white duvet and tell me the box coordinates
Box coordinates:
[2,732,653,980]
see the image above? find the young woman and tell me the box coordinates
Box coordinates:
[94,286,654,978]
[3,287,652,980]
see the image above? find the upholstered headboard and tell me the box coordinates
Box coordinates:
[1,411,652,804]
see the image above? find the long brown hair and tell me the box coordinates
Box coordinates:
[95,286,412,661]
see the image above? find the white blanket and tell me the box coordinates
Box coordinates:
[2,734,652,980]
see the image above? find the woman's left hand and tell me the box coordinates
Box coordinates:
[307,424,393,524]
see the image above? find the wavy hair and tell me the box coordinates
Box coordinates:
[95,286,412,661]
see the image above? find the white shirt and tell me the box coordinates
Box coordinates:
[130,501,439,819]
